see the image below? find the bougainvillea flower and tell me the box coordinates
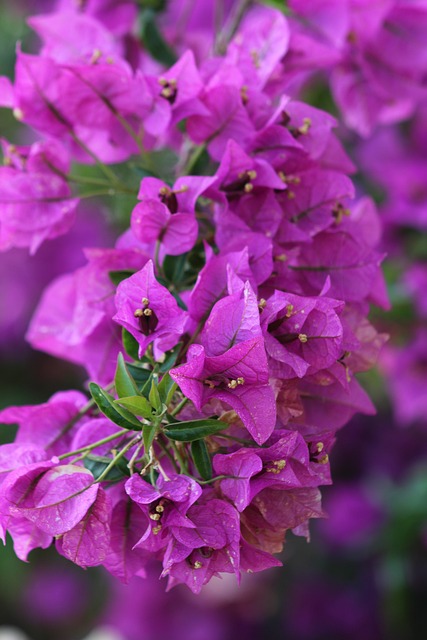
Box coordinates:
[28,11,121,63]
[57,487,111,568]
[0,139,79,254]
[187,80,255,161]
[56,0,138,36]
[188,249,254,322]
[0,444,47,487]
[113,260,186,358]
[213,430,330,512]
[2,463,98,536]
[199,280,262,356]
[0,390,88,457]
[126,474,202,548]
[130,175,215,256]
[154,50,209,125]
[27,248,148,383]
[103,488,151,583]
[170,337,276,444]
[261,290,344,378]
[227,5,290,88]
[162,499,241,593]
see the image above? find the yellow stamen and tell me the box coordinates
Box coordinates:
[13,108,24,121]
[258,298,267,310]
[90,49,102,64]
[298,117,312,135]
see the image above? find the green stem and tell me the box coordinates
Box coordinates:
[179,317,205,360]
[217,433,262,447]
[114,111,145,158]
[79,187,135,199]
[183,143,207,176]
[154,240,164,277]
[70,131,130,191]
[188,473,241,485]
[170,397,189,417]
[127,440,145,474]
[41,152,137,196]
[95,435,142,483]
[157,439,179,472]
[216,0,253,53]
[156,456,171,481]
[57,428,129,460]
[170,440,188,473]
[68,174,124,188]
[47,383,114,450]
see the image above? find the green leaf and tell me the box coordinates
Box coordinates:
[260,0,292,14]
[165,413,179,424]
[139,8,176,66]
[143,422,157,453]
[89,382,142,430]
[163,419,227,442]
[148,149,178,182]
[140,372,154,399]
[163,253,189,284]
[138,0,166,12]
[115,353,140,398]
[158,373,177,406]
[159,342,182,373]
[126,363,152,385]
[122,328,140,361]
[185,147,211,176]
[191,439,212,480]
[84,454,130,482]
[115,395,154,420]
[155,278,188,311]
[149,379,162,412]
[109,270,135,286]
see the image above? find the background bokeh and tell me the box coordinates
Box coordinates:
[1,2,427,639]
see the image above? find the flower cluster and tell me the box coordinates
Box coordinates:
[0,0,388,592]
[356,109,427,427]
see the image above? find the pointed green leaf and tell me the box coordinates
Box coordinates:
[139,8,177,66]
[149,379,162,412]
[158,373,177,406]
[165,413,179,424]
[89,382,142,430]
[126,363,152,385]
[122,328,140,361]
[115,353,140,398]
[84,454,130,482]
[191,440,212,480]
[140,372,154,399]
[143,423,157,453]
[159,342,182,373]
[109,270,135,286]
[163,419,227,442]
[115,395,154,420]
[163,253,189,284]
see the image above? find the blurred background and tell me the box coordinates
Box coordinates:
[1,2,427,639]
